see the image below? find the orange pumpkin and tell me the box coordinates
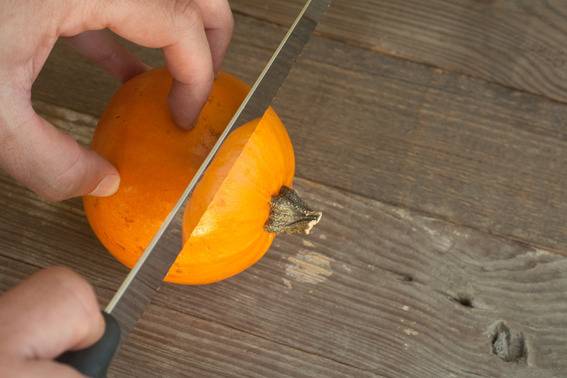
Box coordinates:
[84,68,321,284]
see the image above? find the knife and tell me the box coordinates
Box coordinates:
[56,0,332,376]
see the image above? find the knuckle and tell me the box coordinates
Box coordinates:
[197,0,234,30]
[93,48,121,67]
[43,267,89,294]
[48,266,102,342]
[36,181,75,203]
[218,0,234,25]
[36,174,79,202]
[36,189,66,203]
[45,266,100,316]
[224,6,234,32]
[47,145,86,201]
[172,0,202,24]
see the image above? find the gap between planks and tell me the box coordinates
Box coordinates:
[0,249,371,377]
[32,13,567,255]
[230,0,567,109]
[31,99,562,260]
[230,7,567,112]
[0,222,373,375]
[2,148,566,375]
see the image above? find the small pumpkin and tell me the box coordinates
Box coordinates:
[84,68,321,284]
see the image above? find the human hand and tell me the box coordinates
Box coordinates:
[0,0,233,201]
[0,267,104,377]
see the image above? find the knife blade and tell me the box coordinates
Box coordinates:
[57,0,332,376]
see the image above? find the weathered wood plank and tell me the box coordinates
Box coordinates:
[276,34,567,253]
[232,0,567,104]
[0,102,565,377]
[32,14,567,253]
[0,103,369,377]
[0,254,362,378]
[155,179,567,377]
[113,304,373,378]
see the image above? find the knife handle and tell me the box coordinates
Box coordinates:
[56,312,121,378]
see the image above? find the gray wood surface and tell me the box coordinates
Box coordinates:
[232,0,567,104]
[1,101,564,377]
[0,1,566,377]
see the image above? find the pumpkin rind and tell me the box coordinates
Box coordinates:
[84,68,296,284]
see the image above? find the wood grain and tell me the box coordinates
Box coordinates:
[232,0,567,104]
[112,304,374,378]
[155,178,567,377]
[0,251,363,378]
[276,33,567,253]
[0,102,565,377]
[4,5,566,377]
[33,14,567,253]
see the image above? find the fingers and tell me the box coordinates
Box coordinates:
[0,94,119,201]
[0,267,104,360]
[193,0,234,72]
[65,30,147,82]
[66,0,233,128]
[101,0,215,128]
[164,21,213,129]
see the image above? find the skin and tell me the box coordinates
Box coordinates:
[0,0,234,201]
[0,0,233,375]
[0,267,105,377]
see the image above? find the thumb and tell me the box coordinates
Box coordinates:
[0,101,119,202]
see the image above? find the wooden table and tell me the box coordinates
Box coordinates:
[2,1,567,376]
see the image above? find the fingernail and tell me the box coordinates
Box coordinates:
[90,175,120,197]
[189,119,199,130]
[182,116,199,131]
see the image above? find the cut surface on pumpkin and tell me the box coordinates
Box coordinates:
[176,108,295,283]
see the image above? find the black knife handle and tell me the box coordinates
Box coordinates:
[56,312,121,378]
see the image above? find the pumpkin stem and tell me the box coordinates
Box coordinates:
[265,186,322,235]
